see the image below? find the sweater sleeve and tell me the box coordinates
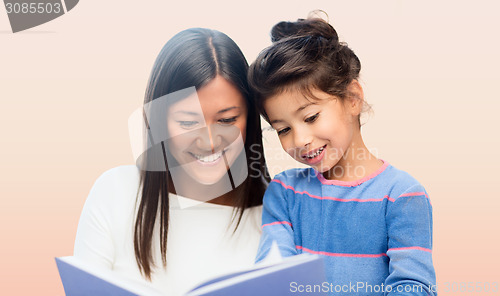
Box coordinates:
[73,169,117,270]
[385,184,437,296]
[255,176,298,262]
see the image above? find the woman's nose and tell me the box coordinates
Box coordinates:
[196,124,222,152]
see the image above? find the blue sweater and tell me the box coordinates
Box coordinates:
[256,161,437,296]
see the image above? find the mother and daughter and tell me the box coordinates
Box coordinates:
[74,13,436,296]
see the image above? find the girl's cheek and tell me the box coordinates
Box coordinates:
[282,141,295,156]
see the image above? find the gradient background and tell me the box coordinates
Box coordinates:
[1,0,499,295]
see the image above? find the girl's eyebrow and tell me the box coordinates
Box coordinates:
[270,103,316,124]
[269,102,316,124]
[296,102,315,112]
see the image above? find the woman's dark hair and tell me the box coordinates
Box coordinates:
[134,28,270,280]
[248,16,363,123]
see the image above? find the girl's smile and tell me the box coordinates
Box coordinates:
[301,144,327,165]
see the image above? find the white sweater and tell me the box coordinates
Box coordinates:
[74,165,263,295]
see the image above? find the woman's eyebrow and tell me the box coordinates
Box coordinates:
[217,106,240,114]
[173,110,199,116]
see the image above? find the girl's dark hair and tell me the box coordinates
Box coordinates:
[134,28,270,280]
[248,16,362,123]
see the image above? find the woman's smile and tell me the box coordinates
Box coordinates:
[188,148,229,166]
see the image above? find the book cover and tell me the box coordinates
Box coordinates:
[56,244,327,296]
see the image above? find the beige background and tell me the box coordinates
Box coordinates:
[1,0,499,295]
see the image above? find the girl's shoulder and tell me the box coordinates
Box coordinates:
[381,163,429,199]
[268,167,319,192]
[272,167,316,183]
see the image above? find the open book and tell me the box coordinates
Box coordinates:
[56,244,327,295]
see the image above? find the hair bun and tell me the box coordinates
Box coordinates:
[270,17,339,43]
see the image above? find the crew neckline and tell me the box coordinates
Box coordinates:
[169,193,238,210]
[315,159,390,187]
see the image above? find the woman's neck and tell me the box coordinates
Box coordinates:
[167,172,239,207]
[205,191,237,206]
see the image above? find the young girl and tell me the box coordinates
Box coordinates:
[248,16,436,295]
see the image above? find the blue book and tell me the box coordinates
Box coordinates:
[55,257,163,296]
[185,253,327,296]
[56,251,327,295]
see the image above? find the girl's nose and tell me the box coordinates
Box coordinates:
[292,127,313,149]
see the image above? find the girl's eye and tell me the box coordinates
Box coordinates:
[218,116,238,124]
[277,127,290,136]
[305,113,319,123]
[177,121,199,128]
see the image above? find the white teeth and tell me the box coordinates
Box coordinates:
[193,151,223,163]
[306,147,324,159]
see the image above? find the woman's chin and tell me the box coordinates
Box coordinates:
[193,169,227,184]
[182,164,229,185]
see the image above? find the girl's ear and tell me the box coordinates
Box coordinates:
[346,79,364,116]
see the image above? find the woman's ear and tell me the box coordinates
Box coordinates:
[346,79,364,116]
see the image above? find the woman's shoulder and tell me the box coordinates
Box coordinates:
[92,165,140,190]
[230,205,263,240]
[74,166,141,268]
[243,204,263,220]
[94,165,140,183]
[84,165,141,209]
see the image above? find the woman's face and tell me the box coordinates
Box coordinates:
[166,76,248,185]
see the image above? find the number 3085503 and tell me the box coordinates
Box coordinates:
[442,282,498,293]
[5,2,62,14]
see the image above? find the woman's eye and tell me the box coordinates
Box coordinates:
[277,127,290,136]
[177,121,199,128]
[305,113,319,123]
[218,116,238,124]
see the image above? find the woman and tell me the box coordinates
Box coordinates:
[74,28,270,295]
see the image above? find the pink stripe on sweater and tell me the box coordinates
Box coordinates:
[272,179,395,203]
[262,221,292,228]
[296,246,388,258]
[397,191,432,206]
[296,246,432,257]
[316,160,389,187]
[388,246,432,253]
[399,192,429,199]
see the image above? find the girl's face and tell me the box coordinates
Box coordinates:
[166,76,248,185]
[264,87,360,173]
